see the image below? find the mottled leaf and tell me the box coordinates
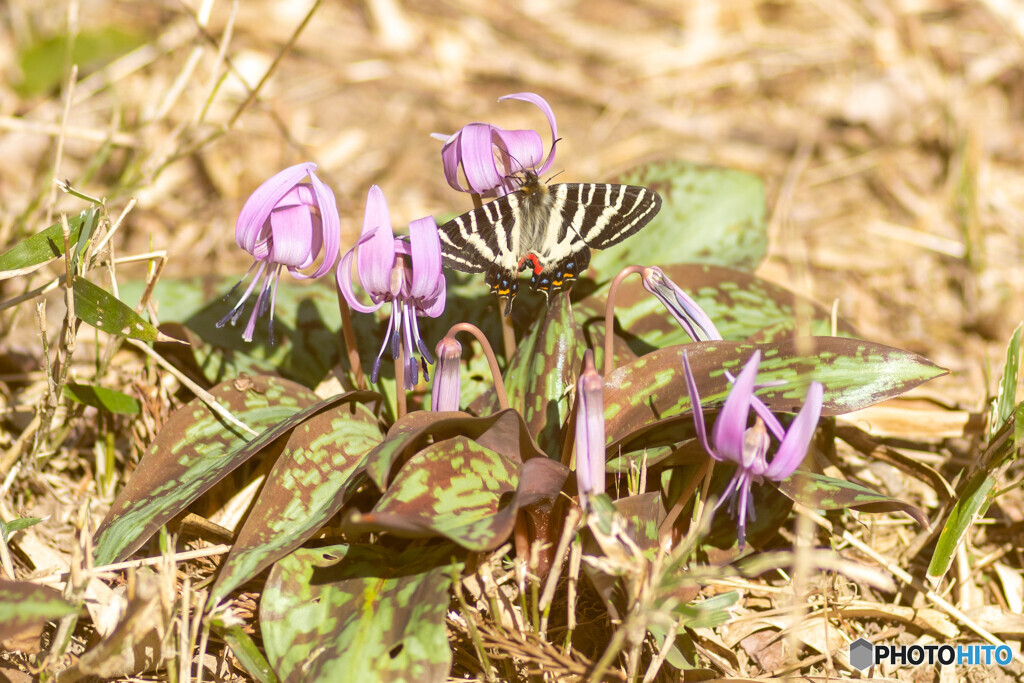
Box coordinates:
[500,292,583,456]
[927,470,996,579]
[352,438,568,551]
[576,263,859,369]
[0,580,77,646]
[209,393,383,605]
[0,208,95,274]
[93,377,320,565]
[73,277,175,343]
[591,161,766,276]
[777,471,929,527]
[361,408,546,491]
[63,383,141,415]
[603,338,947,449]
[261,543,461,682]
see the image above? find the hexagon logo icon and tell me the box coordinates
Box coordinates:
[849,638,874,671]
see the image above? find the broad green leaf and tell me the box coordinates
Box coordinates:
[500,293,583,456]
[208,393,383,605]
[989,323,1021,440]
[777,471,928,527]
[16,27,145,96]
[353,439,568,551]
[261,543,461,682]
[0,580,77,644]
[591,162,766,276]
[0,517,43,542]
[215,621,279,683]
[603,338,947,450]
[73,277,170,342]
[670,591,739,629]
[0,209,95,273]
[93,377,320,565]
[927,470,996,579]
[63,383,140,415]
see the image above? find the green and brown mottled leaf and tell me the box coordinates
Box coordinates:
[590,161,767,276]
[208,392,383,605]
[261,543,461,682]
[0,580,77,648]
[361,408,547,491]
[777,471,929,527]
[576,263,859,369]
[351,438,568,551]
[93,377,320,565]
[499,292,583,456]
[603,338,947,449]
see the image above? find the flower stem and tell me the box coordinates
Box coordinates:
[336,295,366,390]
[499,309,516,363]
[446,322,509,410]
[603,265,644,377]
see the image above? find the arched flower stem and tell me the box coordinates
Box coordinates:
[603,265,645,377]
[446,322,509,410]
[336,296,366,390]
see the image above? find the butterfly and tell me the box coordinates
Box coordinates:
[437,171,662,314]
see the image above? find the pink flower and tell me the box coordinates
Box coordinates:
[218,163,340,343]
[336,186,446,388]
[682,350,823,548]
[435,93,558,197]
[575,350,606,506]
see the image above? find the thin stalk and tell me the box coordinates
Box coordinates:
[657,459,709,544]
[539,506,582,636]
[446,322,509,410]
[337,295,366,390]
[603,265,644,377]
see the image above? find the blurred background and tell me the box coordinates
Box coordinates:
[2,0,1023,405]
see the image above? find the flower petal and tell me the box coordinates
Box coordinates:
[357,186,396,296]
[460,124,508,194]
[762,381,823,480]
[335,244,384,314]
[407,216,445,302]
[267,205,314,268]
[681,351,719,461]
[712,351,760,464]
[498,93,558,175]
[236,163,317,254]
[491,128,544,174]
[304,169,341,278]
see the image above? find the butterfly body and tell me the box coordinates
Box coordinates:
[438,172,661,313]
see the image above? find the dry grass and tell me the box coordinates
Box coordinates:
[2,0,1024,680]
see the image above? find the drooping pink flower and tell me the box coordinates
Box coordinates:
[218,162,340,343]
[642,266,722,342]
[336,186,446,388]
[434,93,558,197]
[681,350,823,548]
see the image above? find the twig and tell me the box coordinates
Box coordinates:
[126,339,258,438]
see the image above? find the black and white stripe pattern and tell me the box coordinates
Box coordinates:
[437,172,662,310]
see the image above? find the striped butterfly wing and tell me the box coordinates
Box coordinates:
[527,183,662,297]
